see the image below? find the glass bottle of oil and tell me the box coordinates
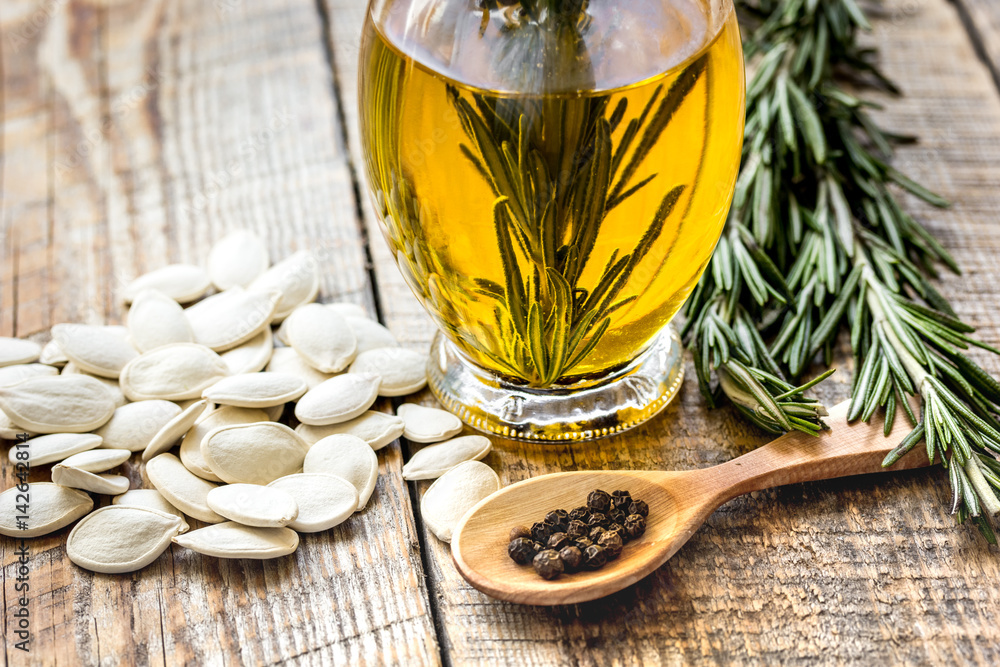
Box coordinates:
[359,0,745,439]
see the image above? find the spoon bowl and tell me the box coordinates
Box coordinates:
[452,400,930,605]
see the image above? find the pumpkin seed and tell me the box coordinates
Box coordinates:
[266,473,357,532]
[295,410,404,450]
[60,448,131,473]
[113,489,189,533]
[264,404,285,421]
[142,399,210,462]
[200,422,309,485]
[345,317,400,353]
[265,347,337,390]
[247,251,319,321]
[202,373,307,408]
[39,339,69,367]
[51,324,139,379]
[0,337,41,367]
[66,506,184,573]
[184,287,281,352]
[207,230,269,290]
[284,303,357,373]
[0,483,93,538]
[205,484,299,527]
[52,465,131,495]
[349,348,428,396]
[145,453,224,523]
[119,343,229,401]
[179,406,269,482]
[303,435,378,510]
[0,375,116,433]
[220,327,273,375]
[294,373,381,426]
[122,264,211,304]
[127,288,195,352]
[420,461,500,542]
[402,435,492,481]
[95,400,183,452]
[397,403,464,443]
[82,372,129,408]
[0,412,35,439]
[173,522,299,559]
[0,363,59,387]
[8,433,102,466]
[326,302,369,319]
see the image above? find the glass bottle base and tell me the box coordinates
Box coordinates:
[426,327,684,442]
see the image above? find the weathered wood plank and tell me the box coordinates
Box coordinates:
[0,0,440,664]
[955,0,1000,85]
[327,0,1000,664]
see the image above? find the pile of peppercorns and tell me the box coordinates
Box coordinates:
[507,489,649,580]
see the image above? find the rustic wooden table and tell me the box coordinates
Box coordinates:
[2,0,1000,664]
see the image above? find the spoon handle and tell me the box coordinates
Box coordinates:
[704,399,929,501]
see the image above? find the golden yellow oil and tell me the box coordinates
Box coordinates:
[360,1,744,387]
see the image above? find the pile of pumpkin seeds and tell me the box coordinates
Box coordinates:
[0,230,498,573]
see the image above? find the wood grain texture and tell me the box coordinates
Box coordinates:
[326,0,1000,664]
[0,0,439,664]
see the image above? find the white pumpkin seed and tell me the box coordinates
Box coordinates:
[141,399,209,462]
[345,316,399,353]
[201,422,308,485]
[8,433,102,466]
[220,327,272,375]
[85,372,129,408]
[326,302,369,319]
[303,435,378,511]
[202,373,307,408]
[39,339,69,366]
[95,400,183,452]
[173,522,299,559]
[397,403,464,443]
[267,473,357,532]
[247,251,319,321]
[184,287,280,352]
[206,484,298,527]
[294,373,381,426]
[122,264,211,304]
[51,324,139,379]
[295,410,404,450]
[0,363,60,387]
[113,489,189,533]
[127,289,195,352]
[0,337,41,367]
[264,404,285,421]
[180,406,269,482]
[349,348,428,397]
[420,461,500,542]
[145,453,224,523]
[60,448,131,473]
[52,465,130,495]
[0,483,93,538]
[119,343,229,401]
[265,347,337,390]
[207,230,269,290]
[402,435,492,481]
[0,412,36,439]
[284,303,357,373]
[66,506,184,573]
[0,375,115,433]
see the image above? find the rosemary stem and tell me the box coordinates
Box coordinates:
[861,265,929,387]
[965,458,1000,517]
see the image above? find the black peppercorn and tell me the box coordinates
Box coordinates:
[509,525,531,542]
[507,537,540,565]
[624,513,647,540]
[588,525,606,542]
[568,506,590,522]
[587,489,611,513]
[559,545,583,572]
[573,536,593,551]
[587,512,607,527]
[532,549,565,580]
[608,508,627,525]
[531,521,553,542]
[547,532,570,551]
[566,519,588,539]
[611,490,632,512]
[545,509,569,527]
[606,522,625,541]
[628,500,649,517]
[582,544,608,570]
[597,530,624,560]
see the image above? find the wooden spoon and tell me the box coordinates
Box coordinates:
[451,400,930,605]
